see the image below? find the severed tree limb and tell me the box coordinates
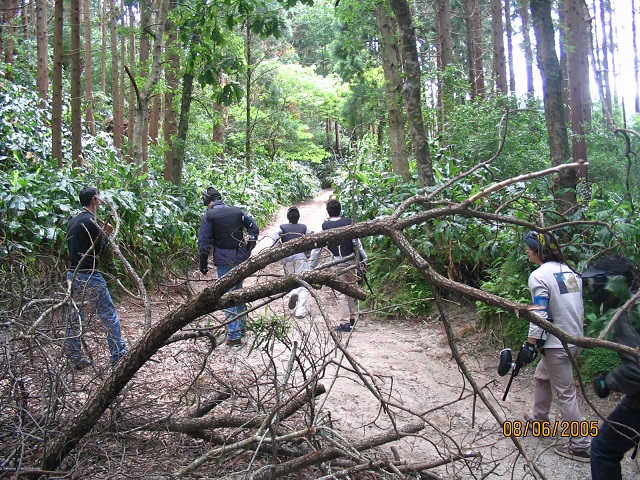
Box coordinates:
[99,198,152,329]
[246,421,426,480]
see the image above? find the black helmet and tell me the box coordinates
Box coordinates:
[202,187,221,206]
[582,255,639,309]
[523,230,558,256]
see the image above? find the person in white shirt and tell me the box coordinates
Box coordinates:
[520,230,590,462]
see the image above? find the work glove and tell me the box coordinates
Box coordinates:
[593,374,610,398]
[517,342,537,367]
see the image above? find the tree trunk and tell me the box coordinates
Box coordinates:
[129,0,170,166]
[464,0,485,99]
[530,0,577,213]
[388,0,434,186]
[490,0,507,95]
[245,25,254,169]
[504,0,516,94]
[375,0,409,182]
[518,0,535,95]
[163,6,179,182]
[110,0,123,150]
[101,0,107,93]
[212,73,228,161]
[52,0,63,166]
[2,0,19,71]
[128,4,137,146]
[561,0,591,178]
[171,71,193,185]
[82,0,95,135]
[70,0,83,167]
[35,0,48,104]
[140,0,153,156]
[434,0,453,134]
[598,0,613,126]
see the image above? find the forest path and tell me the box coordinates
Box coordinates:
[239,188,634,479]
[114,188,638,479]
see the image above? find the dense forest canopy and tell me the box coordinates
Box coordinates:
[3,0,640,477]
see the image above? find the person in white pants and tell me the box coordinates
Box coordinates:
[271,207,310,319]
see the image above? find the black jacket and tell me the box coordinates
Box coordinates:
[67,210,109,271]
[605,305,640,408]
[198,200,259,268]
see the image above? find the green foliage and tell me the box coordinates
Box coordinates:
[476,255,532,347]
[580,348,620,379]
[0,82,53,168]
[442,95,549,179]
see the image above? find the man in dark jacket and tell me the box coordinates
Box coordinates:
[198,187,259,347]
[66,186,127,369]
[271,206,311,318]
[583,255,640,479]
[309,198,367,332]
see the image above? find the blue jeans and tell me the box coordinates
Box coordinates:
[66,271,127,365]
[216,264,246,341]
[591,401,640,479]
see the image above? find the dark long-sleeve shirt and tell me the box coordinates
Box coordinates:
[67,210,109,271]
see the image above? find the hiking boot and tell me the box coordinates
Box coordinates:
[553,443,590,463]
[226,338,243,348]
[524,413,549,424]
[335,323,351,332]
[288,293,298,310]
[71,358,93,371]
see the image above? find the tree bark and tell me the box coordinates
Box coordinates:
[434,0,453,134]
[464,0,486,99]
[101,0,107,93]
[70,0,83,167]
[530,0,577,212]
[35,0,48,104]
[375,0,409,182]
[51,0,63,166]
[82,0,95,135]
[171,71,193,185]
[110,0,123,150]
[163,4,179,182]
[129,0,170,166]
[490,0,507,95]
[561,0,591,179]
[517,0,535,95]
[504,0,516,94]
[388,0,434,186]
[245,24,254,168]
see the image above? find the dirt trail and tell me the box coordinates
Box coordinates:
[113,189,639,479]
[242,189,640,479]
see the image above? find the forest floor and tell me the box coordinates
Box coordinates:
[109,188,640,479]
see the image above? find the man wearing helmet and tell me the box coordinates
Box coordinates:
[519,230,591,461]
[198,187,259,348]
[583,255,640,479]
[271,206,311,319]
